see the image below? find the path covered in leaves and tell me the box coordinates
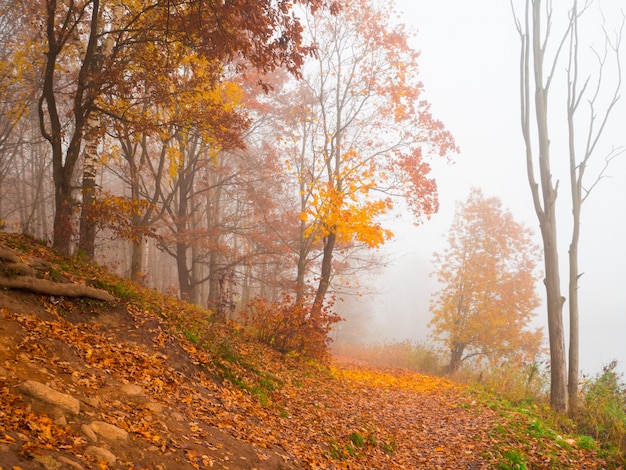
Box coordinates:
[266,364,496,468]
[175,343,607,469]
[0,302,612,469]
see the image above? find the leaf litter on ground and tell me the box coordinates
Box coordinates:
[0,233,617,469]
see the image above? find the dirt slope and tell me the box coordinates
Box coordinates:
[0,291,299,469]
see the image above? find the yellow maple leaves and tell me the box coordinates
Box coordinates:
[299,149,394,248]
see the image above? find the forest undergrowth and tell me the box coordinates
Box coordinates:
[0,233,623,469]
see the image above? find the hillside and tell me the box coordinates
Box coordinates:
[0,233,617,469]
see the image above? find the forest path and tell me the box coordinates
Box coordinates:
[0,233,610,469]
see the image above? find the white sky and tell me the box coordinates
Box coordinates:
[344,0,626,376]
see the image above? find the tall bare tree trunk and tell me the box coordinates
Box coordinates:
[515,0,568,412]
[567,26,582,412]
[567,212,580,414]
[564,2,622,416]
[533,0,568,413]
[540,214,567,412]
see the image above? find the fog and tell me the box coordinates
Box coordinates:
[338,0,626,376]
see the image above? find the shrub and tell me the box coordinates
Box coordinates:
[577,360,626,458]
[472,359,549,404]
[242,295,341,360]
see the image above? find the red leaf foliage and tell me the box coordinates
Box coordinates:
[241,294,342,360]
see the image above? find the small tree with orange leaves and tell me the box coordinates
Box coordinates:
[429,188,544,375]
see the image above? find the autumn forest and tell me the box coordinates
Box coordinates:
[0,0,457,317]
[1,0,626,467]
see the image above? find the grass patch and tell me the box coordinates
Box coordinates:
[380,437,397,454]
[577,360,626,460]
[577,435,598,451]
[327,431,388,461]
[91,278,138,301]
[499,449,527,470]
[349,432,365,447]
[471,385,621,469]
[527,419,557,440]
[183,328,201,343]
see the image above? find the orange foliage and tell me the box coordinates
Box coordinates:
[242,294,342,360]
[84,193,156,243]
[331,364,456,394]
[430,188,544,373]
[303,179,393,248]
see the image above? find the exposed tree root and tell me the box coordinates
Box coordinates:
[0,276,115,302]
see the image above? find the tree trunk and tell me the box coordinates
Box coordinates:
[311,231,336,317]
[241,263,251,309]
[535,18,568,409]
[17,151,28,231]
[34,156,48,239]
[78,115,99,258]
[129,237,145,283]
[568,228,580,416]
[41,1,72,255]
[446,343,465,375]
[40,0,101,256]
[52,175,75,255]
[127,140,147,283]
[190,241,202,305]
[566,68,581,416]
[540,215,568,413]
[567,83,582,416]
[515,0,568,412]
[295,182,312,306]
[176,240,191,300]
[174,160,193,301]
[295,248,308,305]
[207,250,221,310]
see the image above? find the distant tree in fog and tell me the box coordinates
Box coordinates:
[429,188,543,375]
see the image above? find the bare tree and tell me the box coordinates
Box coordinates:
[565,1,623,415]
[514,0,572,412]
[512,0,623,413]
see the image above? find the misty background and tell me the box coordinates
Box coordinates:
[336,0,626,376]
